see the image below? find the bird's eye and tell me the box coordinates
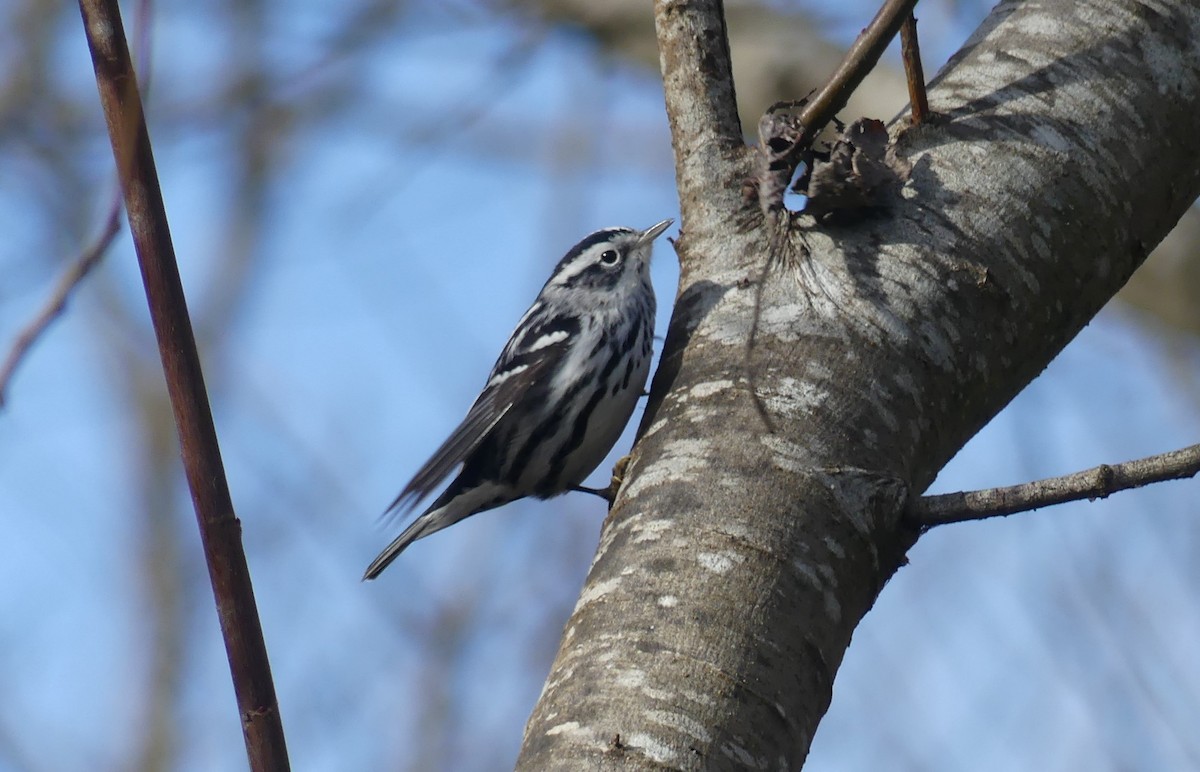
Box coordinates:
[599,249,621,266]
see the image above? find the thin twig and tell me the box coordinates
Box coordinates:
[77,1,290,769]
[899,13,929,124]
[0,0,154,409]
[0,198,121,408]
[912,443,1200,527]
[795,0,919,146]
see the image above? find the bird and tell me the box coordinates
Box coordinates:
[363,219,673,580]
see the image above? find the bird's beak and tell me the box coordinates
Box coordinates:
[637,218,673,245]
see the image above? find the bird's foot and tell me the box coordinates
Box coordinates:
[572,455,633,507]
[572,484,611,501]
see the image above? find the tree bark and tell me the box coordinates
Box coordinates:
[518,0,1200,768]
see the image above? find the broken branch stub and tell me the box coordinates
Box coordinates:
[800,118,911,224]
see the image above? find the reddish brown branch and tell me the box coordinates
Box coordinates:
[0,197,121,408]
[795,0,919,145]
[900,13,929,124]
[77,1,290,769]
[913,444,1200,527]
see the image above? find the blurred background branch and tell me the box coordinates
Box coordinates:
[0,194,121,407]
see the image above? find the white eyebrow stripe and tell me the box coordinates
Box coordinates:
[525,330,570,352]
[550,253,596,285]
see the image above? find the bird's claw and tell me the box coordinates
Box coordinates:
[572,455,633,507]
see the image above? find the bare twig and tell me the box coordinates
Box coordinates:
[0,198,121,408]
[753,0,918,216]
[0,0,154,410]
[77,1,290,769]
[899,13,929,124]
[795,0,918,146]
[913,443,1200,527]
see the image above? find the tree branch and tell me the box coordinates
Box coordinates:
[796,0,918,144]
[754,0,918,214]
[77,1,290,769]
[654,0,745,234]
[521,0,1200,765]
[913,444,1200,527]
[0,0,153,410]
[0,196,121,408]
[899,13,929,124]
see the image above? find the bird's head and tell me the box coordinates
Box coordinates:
[542,219,673,303]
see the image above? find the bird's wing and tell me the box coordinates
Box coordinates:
[382,324,571,517]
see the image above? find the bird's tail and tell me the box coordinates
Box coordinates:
[362,482,509,580]
[362,510,445,580]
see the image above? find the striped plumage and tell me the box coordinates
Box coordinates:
[363,219,672,580]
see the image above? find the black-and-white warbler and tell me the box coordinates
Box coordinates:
[363,219,673,580]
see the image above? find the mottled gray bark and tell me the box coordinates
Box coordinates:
[518,0,1200,769]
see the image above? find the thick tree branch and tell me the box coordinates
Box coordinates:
[914,444,1200,526]
[654,0,746,237]
[522,0,1200,767]
[77,1,290,769]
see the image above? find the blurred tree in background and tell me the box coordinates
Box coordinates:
[0,0,1197,769]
